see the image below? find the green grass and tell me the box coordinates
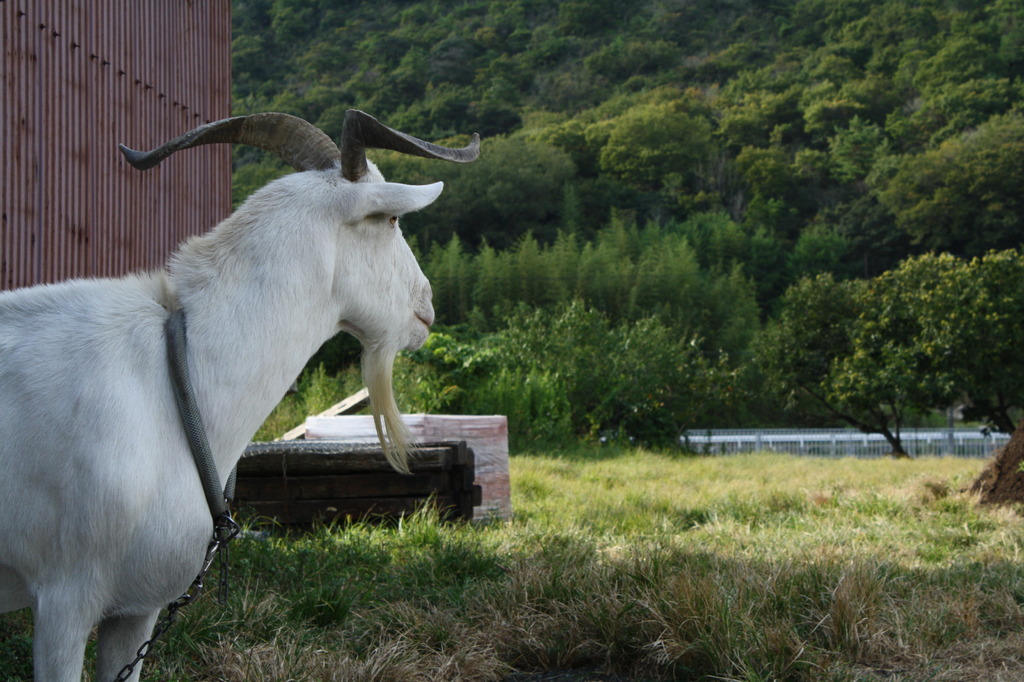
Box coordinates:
[4,449,1024,681]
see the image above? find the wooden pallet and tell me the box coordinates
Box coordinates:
[234,440,482,525]
[305,414,512,520]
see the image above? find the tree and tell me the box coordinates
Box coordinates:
[788,223,854,280]
[424,236,473,325]
[913,36,998,92]
[591,100,713,192]
[912,251,1024,432]
[471,243,509,323]
[874,113,1024,256]
[826,259,956,456]
[906,78,1020,145]
[268,0,316,44]
[828,115,888,183]
[556,0,623,35]
[492,302,737,445]
[821,193,911,278]
[758,252,1024,454]
[802,76,901,141]
[227,0,1024,411]
[754,273,916,457]
[717,84,804,151]
[380,134,577,249]
[575,228,635,321]
[735,146,795,200]
[754,274,862,421]
[583,38,680,81]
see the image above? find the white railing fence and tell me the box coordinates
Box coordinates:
[680,428,1010,458]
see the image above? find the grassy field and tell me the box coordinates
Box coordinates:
[3,449,1023,681]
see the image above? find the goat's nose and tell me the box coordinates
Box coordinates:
[418,283,434,327]
[418,302,435,327]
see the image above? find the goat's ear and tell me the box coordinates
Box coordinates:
[350,181,444,220]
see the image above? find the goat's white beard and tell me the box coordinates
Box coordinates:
[362,346,412,474]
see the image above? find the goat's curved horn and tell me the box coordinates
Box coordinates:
[119,113,341,172]
[340,109,480,182]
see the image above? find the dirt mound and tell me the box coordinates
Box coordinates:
[969,418,1024,505]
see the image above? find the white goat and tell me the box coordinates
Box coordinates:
[0,111,479,681]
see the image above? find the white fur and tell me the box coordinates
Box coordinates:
[0,161,438,681]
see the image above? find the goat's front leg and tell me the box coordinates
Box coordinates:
[32,592,93,682]
[95,610,162,682]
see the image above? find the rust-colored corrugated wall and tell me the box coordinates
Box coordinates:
[1,1,231,290]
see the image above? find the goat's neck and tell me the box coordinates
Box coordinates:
[168,216,339,483]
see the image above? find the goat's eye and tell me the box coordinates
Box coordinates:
[389,216,398,227]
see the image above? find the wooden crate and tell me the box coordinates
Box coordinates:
[234,440,482,525]
[305,414,512,521]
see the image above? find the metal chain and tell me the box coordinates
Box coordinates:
[112,512,240,682]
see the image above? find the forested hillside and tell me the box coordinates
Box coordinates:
[235,0,1024,447]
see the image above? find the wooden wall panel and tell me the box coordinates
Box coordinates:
[1,0,231,290]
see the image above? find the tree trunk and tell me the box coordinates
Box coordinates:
[992,399,1016,435]
[800,386,910,457]
[879,428,910,458]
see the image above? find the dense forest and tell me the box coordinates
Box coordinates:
[234,0,1024,450]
